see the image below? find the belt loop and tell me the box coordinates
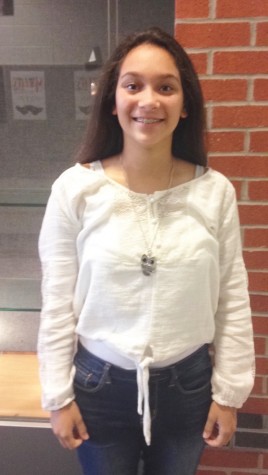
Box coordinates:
[170,366,178,386]
[104,362,112,384]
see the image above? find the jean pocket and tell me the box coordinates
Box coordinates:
[74,357,111,394]
[171,351,212,395]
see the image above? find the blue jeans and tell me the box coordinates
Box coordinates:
[74,343,212,475]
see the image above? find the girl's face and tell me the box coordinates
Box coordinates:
[114,43,187,152]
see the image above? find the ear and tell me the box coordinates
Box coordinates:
[180,108,187,119]
[112,105,117,115]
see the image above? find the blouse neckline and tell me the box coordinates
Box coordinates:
[77,161,209,198]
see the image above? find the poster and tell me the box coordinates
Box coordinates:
[10,71,46,120]
[0,67,6,123]
[74,71,96,120]
[0,0,14,15]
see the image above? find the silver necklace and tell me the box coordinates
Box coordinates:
[120,157,174,276]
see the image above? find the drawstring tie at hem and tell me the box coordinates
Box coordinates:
[136,357,153,446]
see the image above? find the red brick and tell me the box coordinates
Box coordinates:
[244,251,268,269]
[243,397,268,414]
[248,181,268,201]
[256,22,268,46]
[256,356,268,374]
[216,0,268,18]
[251,375,265,395]
[254,79,268,101]
[175,23,250,48]
[249,272,268,292]
[264,453,268,469]
[175,0,209,18]
[197,471,225,475]
[209,156,268,178]
[201,79,248,102]
[231,180,242,199]
[250,131,268,153]
[254,336,267,355]
[188,52,208,74]
[200,448,259,468]
[213,52,268,75]
[250,294,268,313]
[243,396,268,414]
[239,204,268,225]
[245,229,268,248]
[253,316,268,335]
[232,472,259,475]
[208,132,244,153]
[262,378,268,396]
[213,106,268,128]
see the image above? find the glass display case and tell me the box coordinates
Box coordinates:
[0,1,174,473]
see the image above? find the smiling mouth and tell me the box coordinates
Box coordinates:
[133,118,164,124]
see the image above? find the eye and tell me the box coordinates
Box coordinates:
[125,82,139,92]
[160,84,174,93]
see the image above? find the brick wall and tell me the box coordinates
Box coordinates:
[175,0,268,473]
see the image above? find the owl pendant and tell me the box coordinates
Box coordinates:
[141,254,156,276]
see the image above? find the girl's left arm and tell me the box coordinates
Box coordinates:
[204,184,255,446]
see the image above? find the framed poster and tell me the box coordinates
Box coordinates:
[0,0,14,15]
[10,71,46,120]
[0,67,6,123]
[74,71,97,120]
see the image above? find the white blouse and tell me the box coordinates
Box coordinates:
[38,161,255,445]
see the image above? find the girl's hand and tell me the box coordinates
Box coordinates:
[50,401,89,450]
[203,401,237,447]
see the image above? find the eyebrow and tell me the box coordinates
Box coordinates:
[120,72,180,82]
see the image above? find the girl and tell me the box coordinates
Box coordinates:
[38,27,255,475]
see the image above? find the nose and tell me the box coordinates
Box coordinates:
[138,87,159,110]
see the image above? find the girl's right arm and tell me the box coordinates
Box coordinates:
[50,401,89,450]
[38,180,82,428]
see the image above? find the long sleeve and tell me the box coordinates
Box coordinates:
[38,182,81,410]
[38,164,255,411]
[211,185,255,408]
